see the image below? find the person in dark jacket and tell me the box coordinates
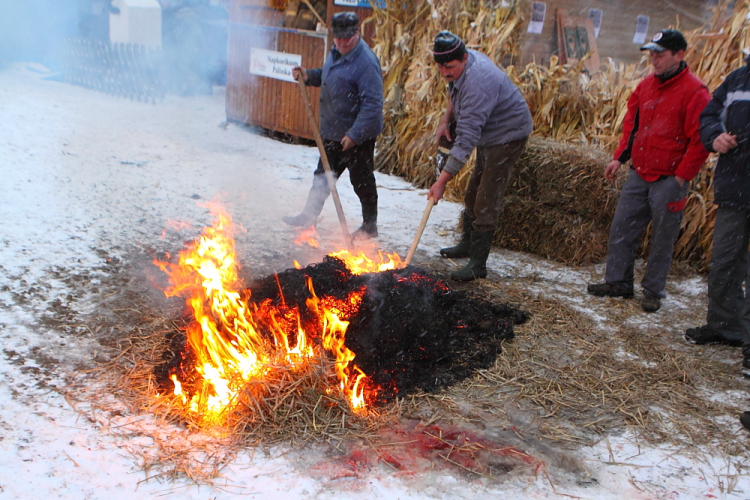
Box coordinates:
[283,12,384,240]
[587,29,710,313]
[685,50,750,360]
[427,31,533,282]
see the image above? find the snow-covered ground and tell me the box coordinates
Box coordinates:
[1,63,748,499]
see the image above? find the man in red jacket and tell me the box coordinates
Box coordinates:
[588,29,710,312]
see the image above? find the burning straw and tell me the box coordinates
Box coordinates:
[73,204,526,483]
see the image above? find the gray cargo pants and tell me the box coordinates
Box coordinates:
[706,206,750,348]
[604,169,689,297]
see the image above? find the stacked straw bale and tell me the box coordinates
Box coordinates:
[371,0,750,270]
[493,136,617,264]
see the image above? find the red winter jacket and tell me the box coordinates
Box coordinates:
[613,65,710,182]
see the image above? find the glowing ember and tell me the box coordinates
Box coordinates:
[154,204,374,423]
[328,249,403,275]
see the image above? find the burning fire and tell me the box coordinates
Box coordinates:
[292,225,319,248]
[154,205,392,423]
[328,249,403,275]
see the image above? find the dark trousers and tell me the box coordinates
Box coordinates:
[464,138,527,232]
[306,139,378,222]
[604,169,689,297]
[707,206,750,349]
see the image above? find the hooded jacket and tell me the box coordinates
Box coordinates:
[699,54,750,209]
[614,64,710,182]
[306,37,383,144]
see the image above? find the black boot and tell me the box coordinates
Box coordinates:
[352,202,378,240]
[282,180,328,227]
[440,211,474,258]
[451,230,493,281]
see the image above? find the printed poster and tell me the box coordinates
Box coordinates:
[633,15,649,44]
[588,8,603,38]
[527,1,546,34]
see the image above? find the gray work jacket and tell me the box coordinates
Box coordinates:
[445,50,533,175]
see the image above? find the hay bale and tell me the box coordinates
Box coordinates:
[493,137,615,265]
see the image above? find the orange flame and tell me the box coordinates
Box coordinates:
[154,205,374,423]
[292,226,319,248]
[304,277,370,410]
[328,249,403,275]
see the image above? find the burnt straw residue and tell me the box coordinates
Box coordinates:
[155,256,528,404]
[251,256,528,402]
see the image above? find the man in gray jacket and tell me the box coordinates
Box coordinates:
[284,12,384,240]
[427,31,533,281]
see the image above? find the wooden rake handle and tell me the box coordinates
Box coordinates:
[296,73,350,243]
[404,198,435,266]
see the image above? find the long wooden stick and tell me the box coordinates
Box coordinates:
[296,73,350,242]
[404,198,435,266]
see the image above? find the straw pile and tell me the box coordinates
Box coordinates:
[404,275,748,454]
[75,310,398,483]
[371,0,750,269]
[493,136,618,264]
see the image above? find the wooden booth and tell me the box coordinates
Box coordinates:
[226,0,378,140]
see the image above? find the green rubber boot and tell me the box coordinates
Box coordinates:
[450,230,493,281]
[440,211,474,259]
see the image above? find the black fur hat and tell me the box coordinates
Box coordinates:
[433,31,466,64]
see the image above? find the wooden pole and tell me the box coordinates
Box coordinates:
[300,0,326,29]
[404,198,435,266]
[296,73,351,243]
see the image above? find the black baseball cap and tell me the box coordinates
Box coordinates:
[331,12,359,39]
[641,29,687,53]
[432,31,467,64]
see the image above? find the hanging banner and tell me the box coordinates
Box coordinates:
[527,1,546,34]
[249,48,302,83]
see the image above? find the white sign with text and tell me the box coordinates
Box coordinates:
[249,48,301,83]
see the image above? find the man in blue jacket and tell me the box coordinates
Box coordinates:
[283,12,384,240]
[427,31,533,281]
[685,50,750,365]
